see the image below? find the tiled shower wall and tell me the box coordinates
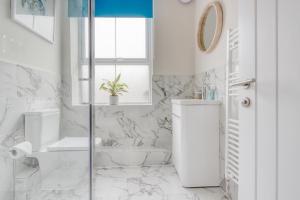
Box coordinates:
[94,75,194,167]
[61,65,227,174]
[0,60,61,200]
[61,72,194,167]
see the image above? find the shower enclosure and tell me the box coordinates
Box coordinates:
[0,0,160,199]
[0,1,92,199]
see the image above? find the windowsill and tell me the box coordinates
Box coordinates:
[71,103,153,107]
[95,103,153,107]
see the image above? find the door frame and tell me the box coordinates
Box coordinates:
[238,0,257,199]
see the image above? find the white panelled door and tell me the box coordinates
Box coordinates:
[239,0,300,200]
[238,0,257,200]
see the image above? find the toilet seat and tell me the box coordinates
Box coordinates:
[46,137,102,152]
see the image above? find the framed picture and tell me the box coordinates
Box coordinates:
[11,0,56,43]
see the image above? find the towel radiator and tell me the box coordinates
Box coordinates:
[225,28,240,187]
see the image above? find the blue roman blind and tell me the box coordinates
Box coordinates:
[69,0,153,18]
[68,0,88,17]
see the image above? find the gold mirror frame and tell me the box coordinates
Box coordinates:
[197,1,223,53]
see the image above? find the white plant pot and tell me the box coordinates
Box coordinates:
[109,95,119,105]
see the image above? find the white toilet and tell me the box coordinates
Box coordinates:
[24,109,97,187]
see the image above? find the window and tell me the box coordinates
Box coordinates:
[79,18,152,105]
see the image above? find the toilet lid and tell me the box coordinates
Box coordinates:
[47,137,102,151]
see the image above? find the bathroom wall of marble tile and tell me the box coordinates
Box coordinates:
[61,74,194,167]
[0,60,61,200]
[0,58,227,198]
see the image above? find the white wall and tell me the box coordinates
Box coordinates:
[0,0,63,74]
[0,0,196,76]
[153,0,195,75]
[194,0,238,74]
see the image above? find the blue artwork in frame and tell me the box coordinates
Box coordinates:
[11,0,56,43]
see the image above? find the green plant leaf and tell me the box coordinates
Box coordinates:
[98,73,128,96]
[99,83,106,90]
[115,73,121,83]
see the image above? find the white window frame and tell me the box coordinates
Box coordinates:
[78,18,153,105]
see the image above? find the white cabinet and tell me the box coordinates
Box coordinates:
[171,99,220,187]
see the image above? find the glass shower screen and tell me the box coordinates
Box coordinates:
[0,1,93,200]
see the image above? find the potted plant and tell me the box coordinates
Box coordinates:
[99,74,128,105]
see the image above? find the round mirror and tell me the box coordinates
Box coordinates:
[197,2,223,53]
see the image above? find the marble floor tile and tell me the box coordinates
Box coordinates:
[31,165,224,200]
[95,165,225,200]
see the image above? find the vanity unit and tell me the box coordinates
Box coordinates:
[171,99,220,187]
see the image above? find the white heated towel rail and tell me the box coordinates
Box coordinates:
[225,28,240,185]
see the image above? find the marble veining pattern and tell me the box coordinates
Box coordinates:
[29,165,224,200]
[0,60,61,200]
[61,75,194,167]
[0,57,226,200]
[0,61,61,146]
[94,75,193,167]
[94,148,172,168]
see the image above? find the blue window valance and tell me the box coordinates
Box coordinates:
[69,0,153,18]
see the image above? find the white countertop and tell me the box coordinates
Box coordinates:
[171,99,221,105]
